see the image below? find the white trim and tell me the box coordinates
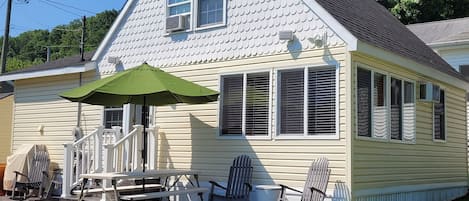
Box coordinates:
[275,63,340,140]
[354,63,417,144]
[356,42,469,91]
[429,39,469,48]
[432,88,447,143]
[354,182,467,197]
[193,0,226,29]
[301,0,358,51]
[217,70,273,140]
[0,62,96,82]
[92,0,135,61]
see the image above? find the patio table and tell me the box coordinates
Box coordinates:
[78,169,205,201]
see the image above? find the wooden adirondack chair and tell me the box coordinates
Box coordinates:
[209,155,253,201]
[279,157,330,201]
[11,150,50,200]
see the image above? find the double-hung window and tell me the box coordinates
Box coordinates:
[433,89,446,140]
[168,0,191,16]
[277,66,337,137]
[166,0,226,31]
[356,67,415,142]
[219,72,270,137]
[197,0,224,27]
[104,106,123,129]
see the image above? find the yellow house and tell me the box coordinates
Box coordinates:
[1,0,468,200]
[0,82,13,163]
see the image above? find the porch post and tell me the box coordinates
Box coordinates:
[148,125,158,170]
[95,126,104,172]
[61,143,73,198]
[134,125,143,171]
[102,144,114,201]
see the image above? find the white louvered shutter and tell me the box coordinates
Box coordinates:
[373,73,388,139]
[279,69,304,135]
[402,81,415,142]
[357,68,372,137]
[220,75,243,135]
[308,67,336,135]
[245,72,270,136]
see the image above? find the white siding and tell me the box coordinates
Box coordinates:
[437,48,469,71]
[97,0,345,74]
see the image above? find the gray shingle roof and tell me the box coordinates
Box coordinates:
[407,17,469,44]
[315,0,466,81]
[3,51,95,76]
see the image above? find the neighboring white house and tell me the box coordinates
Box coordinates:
[1,0,469,201]
[408,17,469,72]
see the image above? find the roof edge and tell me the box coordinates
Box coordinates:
[302,0,358,51]
[429,39,469,49]
[0,62,97,82]
[92,0,136,62]
[356,41,469,90]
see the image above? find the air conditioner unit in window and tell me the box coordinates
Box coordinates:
[419,82,440,102]
[166,15,185,32]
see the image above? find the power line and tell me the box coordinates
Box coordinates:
[38,0,81,17]
[43,0,96,15]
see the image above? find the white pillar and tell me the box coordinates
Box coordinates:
[61,143,73,198]
[95,126,104,173]
[102,144,115,201]
[148,125,159,170]
[133,125,143,171]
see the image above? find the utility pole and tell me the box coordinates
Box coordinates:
[80,16,86,61]
[0,0,13,74]
[77,16,86,127]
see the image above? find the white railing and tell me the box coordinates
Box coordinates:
[61,126,121,198]
[61,125,158,198]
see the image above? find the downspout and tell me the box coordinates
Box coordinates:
[77,72,82,127]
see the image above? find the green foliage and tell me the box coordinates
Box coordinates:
[378,0,469,24]
[1,10,118,72]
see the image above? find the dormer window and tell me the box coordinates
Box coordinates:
[166,0,226,33]
[197,0,224,27]
[168,0,191,16]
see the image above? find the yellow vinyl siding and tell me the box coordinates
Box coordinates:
[0,95,13,163]
[151,47,348,189]
[351,53,468,191]
[13,71,102,168]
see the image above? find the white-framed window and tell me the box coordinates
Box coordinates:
[356,66,416,143]
[276,66,338,138]
[197,0,224,27]
[219,71,271,137]
[168,0,191,16]
[104,106,123,129]
[166,0,226,32]
[433,89,446,141]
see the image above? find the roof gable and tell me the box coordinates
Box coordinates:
[93,0,347,74]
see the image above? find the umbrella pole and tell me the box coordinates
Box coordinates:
[142,96,147,190]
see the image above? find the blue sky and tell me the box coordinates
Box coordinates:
[0,0,127,36]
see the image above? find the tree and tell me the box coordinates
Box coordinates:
[1,9,119,72]
[378,0,469,24]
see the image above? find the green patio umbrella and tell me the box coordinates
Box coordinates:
[60,62,219,173]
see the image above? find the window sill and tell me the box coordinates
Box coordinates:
[356,136,416,144]
[217,135,272,140]
[433,138,447,143]
[274,135,340,140]
[195,23,226,31]
[163,23,226,37]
